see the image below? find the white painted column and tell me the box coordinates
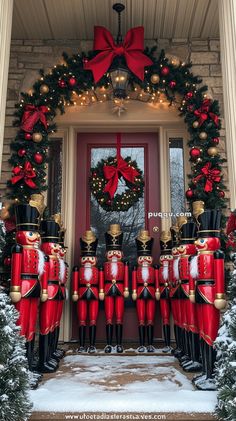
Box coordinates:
[0,0,13,175]
[219,0,236,209]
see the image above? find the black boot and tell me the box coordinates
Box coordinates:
[78,326,86,352]
[184,332,202,372]
[173,326,183,358]
[47,331,59,368]
[193,338,206,385]
[38,334,55,373]
[88,325,97,353]
[137,325,145,352]
[196,345,216,390]
[147,325,155,352]
[105,324,113,353]
[180,330,191,365]
[162,325,171,352]
[116,324,124,353]
[53,326,65,359]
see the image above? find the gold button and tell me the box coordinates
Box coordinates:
[112,279,116,284]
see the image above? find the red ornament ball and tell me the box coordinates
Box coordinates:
[190,147,201,160]
[58,79,66,88]
[186,188,194,199]
[187,105,194,112]
[186,92,193,99]
[34,152,43,164]
[218,190,225,198]
[69,77,77,87]
[212,137,220,145]
[169,80,176,89]
[161,66,170,76]
[83,58,89,65]
[18,148,26,157]
[24,133,32,141]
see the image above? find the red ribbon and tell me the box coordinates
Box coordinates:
[194,99,219,127]
[11,161,37,189]
[103,157,140,199]
[84,26,153,83]
[193,162,221,192]
[21,105,49,132]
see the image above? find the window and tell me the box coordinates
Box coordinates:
[169,138,185,215]
[47,138,63,215]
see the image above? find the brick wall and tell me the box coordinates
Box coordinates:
[0,38,228,200]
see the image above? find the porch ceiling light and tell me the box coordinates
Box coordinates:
[109,3,129,99]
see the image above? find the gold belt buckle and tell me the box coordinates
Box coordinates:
[86,283,91,288]
[112,279,116,284]
[144,282,148,287]
[164,282,168,287]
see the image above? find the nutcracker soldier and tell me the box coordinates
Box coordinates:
[38,217,61,373]
[190,208,226,390]
[9,197,46,373]
[159,231,173,352]
[100,224,129,353]
[53,226,68,359]
[169,223,182,357]
[132,230,160,352]
[72,230,101,353]
[177,219,202,372]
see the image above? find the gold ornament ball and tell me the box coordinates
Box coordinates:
[171,57,181,67]
[192,121,199,129]
[32,132,43,143]
[207,147,218,156]
[151,74,160,84]
[40,84,49,94]
[199,131,208,140]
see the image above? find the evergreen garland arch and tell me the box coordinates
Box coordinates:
[6,47,227,214]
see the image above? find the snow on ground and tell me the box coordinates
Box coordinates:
[30,354,217,413]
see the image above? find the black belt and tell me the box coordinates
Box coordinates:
[48,280,59,285]
[138,283,155,286]
[80,284,96,287]
[105,280,123,284]
[197,280,215,285]
[181,280,189,284]
[21,274,38,280]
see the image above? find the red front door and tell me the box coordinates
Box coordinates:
[72,132,161,342]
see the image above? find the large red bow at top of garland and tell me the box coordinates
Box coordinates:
[194,99,219,127]
[103,157,140,199]
[21,105,49,132]
[11,161,37,189]
[84,26,153,83]
[193,162,221,192]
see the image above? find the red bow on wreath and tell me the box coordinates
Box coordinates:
[193,162,221,192]
[11,161,37,189]
[21,105,49,132]
[194,99,219,127]
[84,26,153,83]
[103,157,140,199]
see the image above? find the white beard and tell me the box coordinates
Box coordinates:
[173,256,180,280]
[35,248,45,276]
[190,255,199,279]
[59,258,66,282]
[162,261,169,281]
[84,263,93,281]
[141,265,149,282]
[111,257,118,277]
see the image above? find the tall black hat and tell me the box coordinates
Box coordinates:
[105,224,123,251]
[160,231,172,255]
[197,209,221,238]
[80,230,98,256]
[15,204,40,232]
[59,229,68,248]
[40,220,60,243]
[136,230,153,256]
[179,221,197,244]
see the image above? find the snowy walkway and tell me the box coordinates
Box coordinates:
[30,354,217,414]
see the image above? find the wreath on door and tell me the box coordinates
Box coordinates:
[90,134,144,212]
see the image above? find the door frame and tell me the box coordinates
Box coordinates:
[52,115,187,341]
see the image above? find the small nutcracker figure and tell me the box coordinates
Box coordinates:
[100,224,129,353]
[72,230,101,353]
[190,208,226,390]
[10,198,46,371]
[132,230,160,352]
[159,231,173,352]
[177,219,201,372]
[38,217,61,373]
